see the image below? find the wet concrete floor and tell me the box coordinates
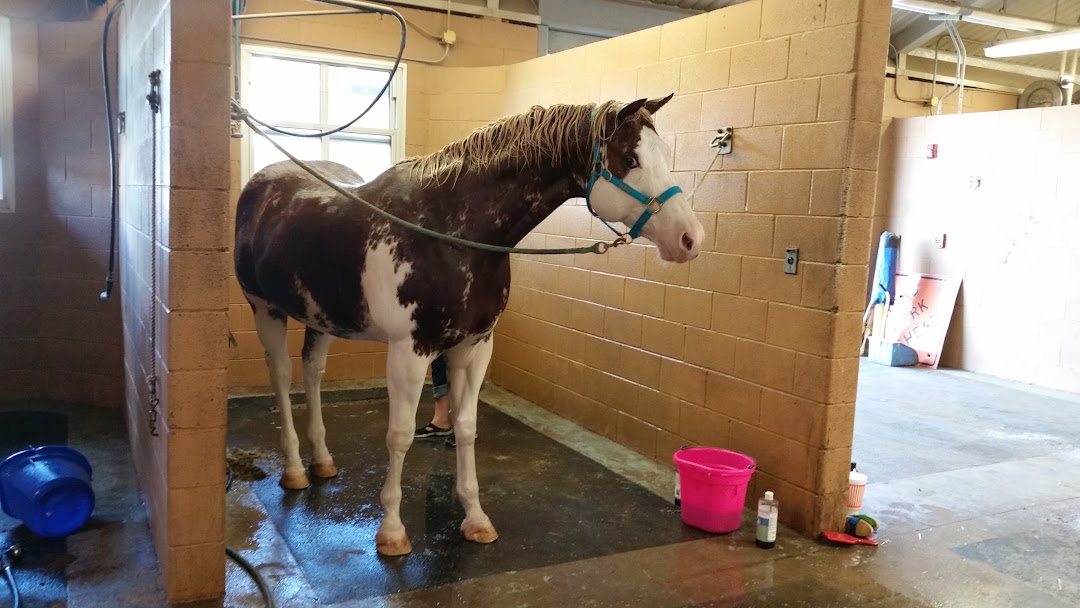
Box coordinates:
[225,392,708,604]
[2,361,1079,607]
[1,401,170,607]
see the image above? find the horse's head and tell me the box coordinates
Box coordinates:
[586,95,704,263]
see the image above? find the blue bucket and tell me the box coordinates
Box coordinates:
[0,446,95,538]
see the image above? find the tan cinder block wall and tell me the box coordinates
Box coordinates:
[875,105,1080,394]
[883,76,1018,120]
[227,2,535,390]
[486,0,891,535]
[120,0,232,601]
[0,11,123,405]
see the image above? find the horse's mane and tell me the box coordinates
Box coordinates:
[405,101,633,187]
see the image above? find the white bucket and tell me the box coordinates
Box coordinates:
[847,471,868,515]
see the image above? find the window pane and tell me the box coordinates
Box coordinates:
[251,131,322,175]
[328,65,391,130]
[328,137,392,183]
[247,56,320,124]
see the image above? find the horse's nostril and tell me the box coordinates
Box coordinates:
[682,233,694,252]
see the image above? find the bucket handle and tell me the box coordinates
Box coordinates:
[675,447,755,476]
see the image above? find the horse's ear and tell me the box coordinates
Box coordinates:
[645,93,674,114]
[616,98,648,123]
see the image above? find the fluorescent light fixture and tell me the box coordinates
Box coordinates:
[984,30,1080,58]
[892,0,959,16]
[963,13,1043,33]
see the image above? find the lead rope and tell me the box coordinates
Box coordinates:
[231,102,632,256]
[147,70,162,437]
[689,151,724,201]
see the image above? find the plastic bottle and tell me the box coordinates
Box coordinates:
[756,491,778,549]
[674,471,681,506]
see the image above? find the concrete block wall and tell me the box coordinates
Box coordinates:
[237,0,538,68]
[875,105,1080,394]
[0,10,123,405]
[119,0,232,601]
[226,2,534,390]
[0,18,44,400]
[883,76,1019,120]
[486,0,891,535]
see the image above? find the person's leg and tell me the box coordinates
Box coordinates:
[415,354,452,437]
[430,353,451,427]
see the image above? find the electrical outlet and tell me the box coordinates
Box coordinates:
[934,234,946,249]
[784,248,798,274]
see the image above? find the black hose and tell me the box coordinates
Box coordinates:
[99,0,124,302]
[224,462,273,607]
[238,2,407,139]
[226,547,275,608]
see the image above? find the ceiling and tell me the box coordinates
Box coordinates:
[629,0,741,9]
[891,0,1080,93]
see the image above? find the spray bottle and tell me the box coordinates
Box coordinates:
[756,491,778,549]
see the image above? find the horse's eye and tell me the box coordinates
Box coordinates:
[625,156,639,169]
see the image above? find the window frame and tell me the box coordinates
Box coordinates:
[0,17,16,213]
[238,44,407,184]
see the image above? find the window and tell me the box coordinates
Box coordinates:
[1,17,15,213]
[239,45,406,184]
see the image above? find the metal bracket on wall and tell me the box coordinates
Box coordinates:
[711,127,733,155]
[146,70,162,114]
[784,248,799,275]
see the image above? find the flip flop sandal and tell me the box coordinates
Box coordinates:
[414,423,452,438]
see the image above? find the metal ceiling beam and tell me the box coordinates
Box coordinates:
[887,66,1025,94]
[622,0,735,11]
[899,52,1049,93]
[890,0,1000,53]
[907,47,1063,81]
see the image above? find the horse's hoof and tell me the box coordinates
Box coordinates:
[461,519,499,544]
[310,461,338,479]
[279,470,310,490]
[376,530,412,556]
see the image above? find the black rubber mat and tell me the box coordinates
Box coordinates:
[228,398,707,604]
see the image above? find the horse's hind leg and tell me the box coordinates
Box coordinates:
[252,298,309,490]
[446,335,498,544]
[375,340,430,556]
[302,327,337,479]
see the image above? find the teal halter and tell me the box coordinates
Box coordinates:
[584,107,683,240]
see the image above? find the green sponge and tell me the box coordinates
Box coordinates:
[845,514,879,538]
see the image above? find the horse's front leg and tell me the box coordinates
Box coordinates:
[376,340,430,556]
[446,335,498,544]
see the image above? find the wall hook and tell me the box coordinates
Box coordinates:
[711,127,733,155]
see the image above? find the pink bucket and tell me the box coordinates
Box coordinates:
[673,448,756,533]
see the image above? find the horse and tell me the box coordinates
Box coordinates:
[233,94,705,556]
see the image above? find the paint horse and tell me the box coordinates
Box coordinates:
[233,95,705,556]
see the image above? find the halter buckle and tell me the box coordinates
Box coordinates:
[596,234,633,254]
[645,198,663,214]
